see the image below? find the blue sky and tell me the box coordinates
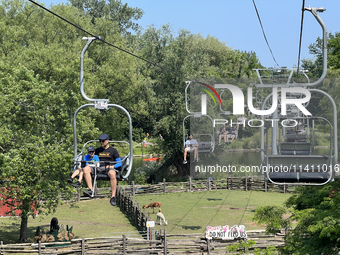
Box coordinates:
[39,0,340,69]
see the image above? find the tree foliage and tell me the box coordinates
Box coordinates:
[253,180,340,254]
[0,0,265,241]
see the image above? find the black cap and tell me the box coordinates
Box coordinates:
[87,146,95,152]
[99,134,109,140]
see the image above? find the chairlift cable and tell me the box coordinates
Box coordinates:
[206,190,231,227]
[238,190,252,226]
[27,0,189,81]
[168,189,209,234]
[297,0,306,76]
[252,0,281,69]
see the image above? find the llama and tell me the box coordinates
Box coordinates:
[156,209,168,225]
[142,202,162,214]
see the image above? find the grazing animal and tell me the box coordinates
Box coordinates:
[142,202,162,214]
[156,209,168,225]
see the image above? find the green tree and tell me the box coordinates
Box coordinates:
[137,25,262,180]
[253,180,340,254]
[0,0,143,241]
[0,66,74,242]
[68,0,144,33]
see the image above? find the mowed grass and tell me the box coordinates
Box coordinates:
[134,190,292,235]
[0,190,291,244]
[0,198,138,244]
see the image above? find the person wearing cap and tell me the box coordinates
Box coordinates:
[68,146,99,188]
[83,134,122,206]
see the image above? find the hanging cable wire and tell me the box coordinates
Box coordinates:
[238,190,252,225]
[297,0,306,76]
[168,190,209,234]
[27,0,188,81]
[206,190,231,227]
[252,0,280,68]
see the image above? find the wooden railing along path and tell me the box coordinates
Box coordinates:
[0,231,284,254]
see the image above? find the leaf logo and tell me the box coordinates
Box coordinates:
[197,82,223,106]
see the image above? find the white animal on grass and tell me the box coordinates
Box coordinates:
[156,209,168,225]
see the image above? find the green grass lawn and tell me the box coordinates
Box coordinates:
[0,190,291,244]
[133,189,291,235]
[0,198,138,244]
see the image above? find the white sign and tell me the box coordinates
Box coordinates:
[206,225,247,240]
[146,221,155,228]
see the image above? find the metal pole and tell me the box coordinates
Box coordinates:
[107,104,133,179]
[73,104,94,157]
[309,89,338,165]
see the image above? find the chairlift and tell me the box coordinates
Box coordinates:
[260,89,337,185]
[258,7,337,185]
[183,114,215,156]
[183,81,215,159]
[72,37,133,196]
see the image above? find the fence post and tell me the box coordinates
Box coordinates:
[81,238,85,255]
[122,235,127,255]
[75,189,80,202]
[189,176,192,191]
[207,238,210,254]
[207,177,211,191]
[245,177,248,191]
[132,181,135,196]
[38,241,41,255]
[163,178,166,193]
[0,240,3,255]
[265,181,268,192]
[163,229,167,254]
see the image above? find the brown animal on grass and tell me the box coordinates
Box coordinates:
[142,202,162,213]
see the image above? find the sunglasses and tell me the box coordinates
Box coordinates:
[89,151,95,153]
[100,140,106,143]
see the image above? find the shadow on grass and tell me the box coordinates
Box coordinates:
[206,198,222,201]
[181,225,202,230]
[0,222,42,244]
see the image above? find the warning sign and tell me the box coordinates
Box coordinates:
[146,221,155,228]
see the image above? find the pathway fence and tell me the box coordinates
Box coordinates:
[91,176,294,199]
[0,231,284,254]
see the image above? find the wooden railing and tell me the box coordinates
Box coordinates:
[0,231,284,254]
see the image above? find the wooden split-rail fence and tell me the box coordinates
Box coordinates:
[84,176,294,200]
[0,231,284,254]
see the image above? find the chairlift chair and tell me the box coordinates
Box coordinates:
[71,37,133,197]
[183,115,215,160]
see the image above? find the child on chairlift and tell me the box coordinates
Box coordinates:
[67,146,100,188]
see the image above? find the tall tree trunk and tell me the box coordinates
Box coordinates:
[19,200,29,243]
[19,214,28,242]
